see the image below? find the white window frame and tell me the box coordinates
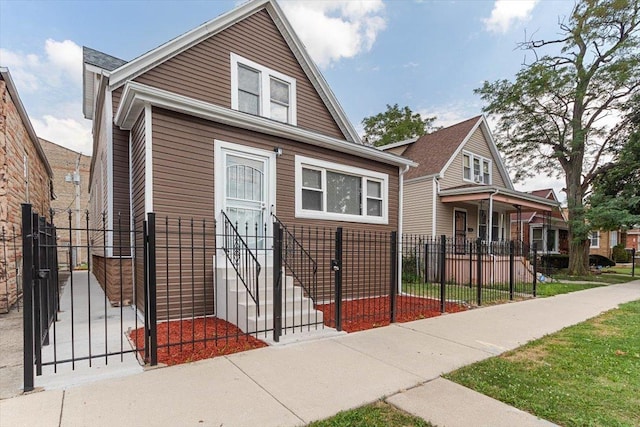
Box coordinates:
[462,151,492,185]
[295,155,388,224]
[610,230,618,248]
[530,226,559,253]
[590,231,600,248]
[230,53,297,125]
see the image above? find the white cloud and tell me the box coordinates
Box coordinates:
[0,40,91,154]
[279,0,386,68]
[483,0,539,34]
[32,115,92,154]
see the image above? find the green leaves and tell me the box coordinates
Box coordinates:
[361,103,437,147]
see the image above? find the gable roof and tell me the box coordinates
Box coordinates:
[402,116,480,180]
[0,67,53,178]
[383,115,513,189]
[83,47,127,71]
[529,188,558,201]
[101,0,360,144]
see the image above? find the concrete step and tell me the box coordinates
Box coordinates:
[246,310,325,333]
[242,297,319,318]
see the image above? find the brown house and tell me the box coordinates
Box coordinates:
[40,138,91,269]
[82,0,414,330]
[0,67,54,312]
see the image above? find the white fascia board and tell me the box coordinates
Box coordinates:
[438,117,482,177]
[478,116,514,190]
[378,137,419,151]
[404,173,439,185]
[440,186,560,208]
[108,0,270,90]
[115,82,417,169]
[266,1,361,144]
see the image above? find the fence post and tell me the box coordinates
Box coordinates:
[532,243,538,297]
[22,204,34,392]
[32,212,43,376]
[439,235,446,313]
[509,240,515,300]
[272,222,283,342]
[146,213,158,366]
[333,227,343,331]
[632,248,636,277]
[390,231,398,323]
[476,238,483,306]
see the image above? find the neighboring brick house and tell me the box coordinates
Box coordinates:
[589,229,627,260]
[509,189,569,254]
[40,138,91,269]
[0,67,53,312]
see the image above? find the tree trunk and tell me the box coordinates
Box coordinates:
[566,165,589,275]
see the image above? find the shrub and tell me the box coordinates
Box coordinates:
[402,254,419,282]
[611,244,630,263]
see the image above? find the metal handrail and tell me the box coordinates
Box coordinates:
[220,211,261,315]
[271,213,318,302]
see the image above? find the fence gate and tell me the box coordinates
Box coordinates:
[21,204,154,392]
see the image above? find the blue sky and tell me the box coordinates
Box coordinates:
[0,0,573,196]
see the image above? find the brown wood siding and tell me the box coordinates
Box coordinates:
[133,9,345,140]
[150,107,399,318]
[130,112,146,308]
[111,88,131,256]
[440,128,507,190]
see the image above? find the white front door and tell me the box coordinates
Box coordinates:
[215,141,275,252]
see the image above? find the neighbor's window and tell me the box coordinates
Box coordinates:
[532,228,544,250]
[231,53,296,124]
[610,230,618,248]
[462,151,492,184]
[590,231,600,248]
[295,156,388,224]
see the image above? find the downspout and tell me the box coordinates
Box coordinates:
[432,175,440,237]
[398,164,410,294]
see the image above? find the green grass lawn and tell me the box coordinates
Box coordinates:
[445,300,640,427]
[402,282,533,306]
[535,281,605,297]
[603,266,638,276]
[308,401,434,427]
[551,272,636,284]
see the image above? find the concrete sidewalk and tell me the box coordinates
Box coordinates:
[1,281,638,427]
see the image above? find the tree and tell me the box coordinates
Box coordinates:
[587,106,640,229]
[476,0,640,275]
[361,104,437,147]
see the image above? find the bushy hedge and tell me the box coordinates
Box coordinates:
[611,244,630,263]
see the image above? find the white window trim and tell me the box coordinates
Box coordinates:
[462,151,492,185]
[530,225,560,253]
[610,230,618,248]
[590,231,600,248]
[295,155,388,225]
[230,53,297,125]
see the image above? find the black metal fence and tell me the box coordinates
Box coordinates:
[22,204,539,390]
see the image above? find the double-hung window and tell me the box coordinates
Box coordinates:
[590,231,600,248]
[462,151,492,184]
[231,53,296,124]
[296,156,388,224]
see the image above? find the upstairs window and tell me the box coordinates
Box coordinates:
[463,151,492,185]
[231,53,296,125]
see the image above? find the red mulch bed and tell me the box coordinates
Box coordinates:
[129,317,267,366]
[130,296,467,365]
[317,295,467,333]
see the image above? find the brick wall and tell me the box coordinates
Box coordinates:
[40,138,91,269]
[0,77,52,312]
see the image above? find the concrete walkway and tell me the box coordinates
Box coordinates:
[1,281,638,427]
